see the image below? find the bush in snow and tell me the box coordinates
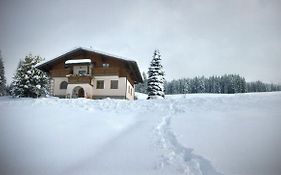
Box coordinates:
[0,51,7,96]
[135,71,148,94]
[11,54,49,98]
[147,50,165,99]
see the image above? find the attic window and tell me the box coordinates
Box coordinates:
[102,63,109,68]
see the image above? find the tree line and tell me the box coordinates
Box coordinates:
[136,73,281,94]
[1,50,280,98]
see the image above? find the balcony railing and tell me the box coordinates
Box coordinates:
[67,75,92,84]
[50,69,72,77]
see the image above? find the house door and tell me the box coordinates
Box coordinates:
[72,86,85,98]
[78,88,84,97]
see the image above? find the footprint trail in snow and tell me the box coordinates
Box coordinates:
[155,103,223,175]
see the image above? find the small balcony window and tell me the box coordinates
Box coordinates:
[78,70,87,76]
[96,80,104,89]
[110,80,118,89]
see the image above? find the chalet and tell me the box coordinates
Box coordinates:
[37,47,143,100]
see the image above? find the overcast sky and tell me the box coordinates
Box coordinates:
[0,0,280,84]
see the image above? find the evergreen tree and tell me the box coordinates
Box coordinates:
[0,51,7,96]
[147,50,165,99]
[198,76,206,93]
[183,78,191,94]
[164,80,173,94]
[11,54,49,98]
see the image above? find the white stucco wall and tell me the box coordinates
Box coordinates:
[126,80,135,100]
[52,77,68,97]
[92,76,127,99]
[51,75,136,100]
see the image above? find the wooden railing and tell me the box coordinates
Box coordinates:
[93,67,119,76]
[68,75,92,84]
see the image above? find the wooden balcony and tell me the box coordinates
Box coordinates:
[50,69,72,77]
[67,75,92,84]
[93,67,119,76]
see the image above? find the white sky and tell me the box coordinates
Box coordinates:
[0,0,280,84]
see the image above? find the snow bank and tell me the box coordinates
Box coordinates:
[135,92,147,99]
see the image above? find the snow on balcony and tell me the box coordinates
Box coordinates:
[65,59,91,64]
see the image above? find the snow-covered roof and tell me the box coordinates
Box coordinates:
[65,59,91,64]
[36,47,143,83]
[79,47,135,62]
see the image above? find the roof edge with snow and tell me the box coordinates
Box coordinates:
[36,47,143,83]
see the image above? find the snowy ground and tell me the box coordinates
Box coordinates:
[0,92,281,175]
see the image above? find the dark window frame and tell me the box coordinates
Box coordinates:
[110,80,118,89]
[60,81,68,89]
[96,80,104,89]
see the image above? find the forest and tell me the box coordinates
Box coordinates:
[136,73,281,94]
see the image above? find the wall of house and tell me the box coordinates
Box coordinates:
[52,77,68,97]
[92,75,127,99]
[51,76,136,100]
[126,79,135,100]
[44,49,140,100]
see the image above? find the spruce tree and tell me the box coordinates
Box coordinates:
[147,50,165,99]
[0,51,7,96]
[11,54,49,98]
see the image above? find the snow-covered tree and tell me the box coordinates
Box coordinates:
[11,54,49,98]
[147,50,165,99]
[0,51,7,96]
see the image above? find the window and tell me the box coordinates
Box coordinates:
[128,86,130,93]
[60,81,68,89]
[96,80,104,89]
[102,63,109,68]
[110,80,118,89]
[78,70,87,76]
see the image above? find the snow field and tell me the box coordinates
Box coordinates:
[0,97,136,174]
[170,92,281,175]
[0,92,281,175]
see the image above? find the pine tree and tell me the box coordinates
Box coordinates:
[183,78,191,94]
[147,50,165,99]
[11,54,49,98]
[0,51,7,96]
